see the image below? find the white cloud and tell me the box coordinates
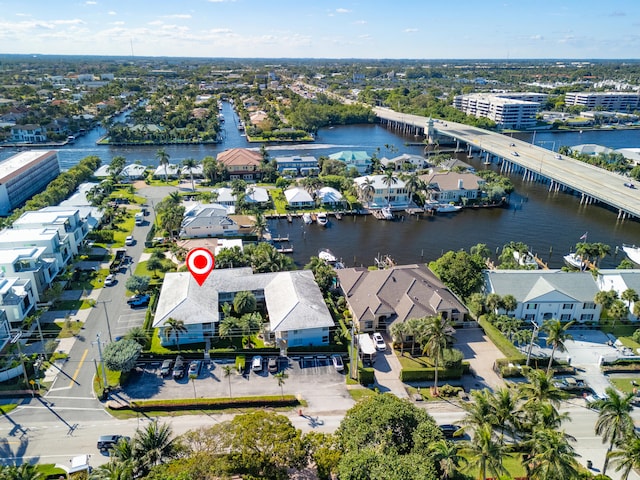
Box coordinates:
[404,28,418,33]
[336,8,351,14]
[111,21,125,26]
[85,1,97,4]
[530,34,543,41]
[164,14,192,19]
[354,20,367,25]
[108,11,117,16]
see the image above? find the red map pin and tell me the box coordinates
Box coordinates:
[186,248,215,286]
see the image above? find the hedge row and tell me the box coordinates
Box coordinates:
[399,366,464,383]
[115,395,300,412]
[359,367,375,386]
[477,316,526,361]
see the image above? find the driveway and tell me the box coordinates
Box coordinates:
[453,327,505,392]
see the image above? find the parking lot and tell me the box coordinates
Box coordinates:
[112,310,146,339]
[120,354,355,412]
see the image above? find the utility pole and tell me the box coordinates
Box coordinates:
[94,332,108,392]
[11,333,32,396]
[525,321,540,367]
[96,300,113,342]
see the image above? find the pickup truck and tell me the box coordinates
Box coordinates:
[109,248,127,273]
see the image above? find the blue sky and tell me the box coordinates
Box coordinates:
[0,0,639,59]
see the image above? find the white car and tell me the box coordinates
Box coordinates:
[104,274,116,286]
[372,332,386,351]
[125,235,134,246]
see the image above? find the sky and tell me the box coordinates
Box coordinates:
[0,0,639,59]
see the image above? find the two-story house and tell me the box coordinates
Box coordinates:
[10,124,48,143]
[0,247,59,302]
[12,209,89,256]
[0,273,36,328]
[419,171,485,204]
[180,203,239,238]
[329,151,372,174]
[274,155,320,176]
[0,228,70,269]
[353,175,410,210]
[217,148,262,181]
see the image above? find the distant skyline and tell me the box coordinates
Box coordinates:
[0,0,639,59]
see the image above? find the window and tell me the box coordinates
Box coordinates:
[364,321,373,330]
[583,302,596,310]
[524,314,535,321]
[562,303,573,310]
[525,303,537,310]
[560,314,571,321]
[322,336,329,343]
[580,314,594,321]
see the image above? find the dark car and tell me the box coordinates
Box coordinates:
[128,294,150,308]
[267,357,278,373]
[160,359,173,377]
[97,434,129,451]
[172,356,186,379]
[439,424,462,438]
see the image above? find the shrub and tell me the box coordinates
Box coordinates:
[359,367,375,386]
[438,384,463,397]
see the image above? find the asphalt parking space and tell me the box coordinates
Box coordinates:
[113,311,146,338]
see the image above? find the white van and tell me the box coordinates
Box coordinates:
[251,355,263,372]
[134,212,144,225]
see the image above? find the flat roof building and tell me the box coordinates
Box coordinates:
[565,92,640,112]
[453,93,542,129]
[0,150,60,216]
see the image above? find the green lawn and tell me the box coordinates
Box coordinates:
[396,351,434,369]
[0,404,17,414]
[461,452,527,479]
[347,387,378,402]
[52,299,94,311]
[54,319,84,338]
[610,377,640,394]
[112,210,138,247]
[270,189,288,214]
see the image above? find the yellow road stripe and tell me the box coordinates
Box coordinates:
[69,348,89,387]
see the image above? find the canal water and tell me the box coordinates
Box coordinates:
[1,104,639,269]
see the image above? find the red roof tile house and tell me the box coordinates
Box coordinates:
[336,264,468,333]
[216,148,262,181]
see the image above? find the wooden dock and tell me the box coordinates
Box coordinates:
[272,234,290,242]
[276,244,293,254]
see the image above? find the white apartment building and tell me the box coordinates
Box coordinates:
[0,274,36,328]
[0,247,60,302]
[453,93,541,129]
[564,92,640,112]
[0,228,70,268]
[0,150,60,216]
[12,209,89,256]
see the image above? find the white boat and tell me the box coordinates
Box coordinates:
[623,244,640,265]
[302,213,312,224]
[317,212,329,226]
[436,203,462,213]
[513,251,538,269]
[563,252,585,270]
[318,249,337,263]
[381,206,394,220]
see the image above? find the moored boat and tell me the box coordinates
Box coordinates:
[317,212,328,226]
[513,251,538,269]
[302,213,312,224]
[318,249,337,263]
[381,206,393,220]
[563,252,585,270]
[436,203,462,213]
[622,244,640,265]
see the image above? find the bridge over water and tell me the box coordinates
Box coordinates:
[375,107,640,220]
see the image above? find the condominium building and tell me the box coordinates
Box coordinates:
[453,93,542,129]
[0,150,60,216]
[564,92,640,112]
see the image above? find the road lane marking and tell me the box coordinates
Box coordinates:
[69,348,89,387]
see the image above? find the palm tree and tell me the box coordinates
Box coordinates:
[401,172,422,205]
[182,158,198,191]
[461,389,495,435]
[389,321,406,355]
[609,431,640,480]
[622,288,639,312]
[428,439,467,479]
[358,177,375,206]
[404,317,422,355]
[222,365,233,398]
[381,168,398,206]
[90,459,134,480]
[274,371,288,399]
[541,318,574,374]
[163,318,187,351]
[524,427,580,480]
[518,369,567,409]
[133,421,176,475]
[155,148,170,183]
[491,387,519,443]
[609,299,630,327]
[252,211,268,241]
[501,294,518,314]
[465,423,508,480]
[421,315,455,395]
[594,387,635,476]
[485,293,501,314]
[124,326,150,349]
[1,463,44,480]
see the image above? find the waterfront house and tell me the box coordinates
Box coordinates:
[0,273,36,329]
[10,124,48,143]
[419,171,485,204]
[483,270,602,325]
[274,155,320,176]
[353,175,410,210]
[284,187,314,208]
[437,158,475,172]
[316,187,346,207]
[597,269,640,321]
[216,148,263,181]
[381,153,428,171]
[153,164,180,179]
[245,186,270,206]
[212,187,236,208]
[329,151,372,174]
[154,268,334,348]
[94,164,147,181]
[336,264,468,334]
[179,203,239,238]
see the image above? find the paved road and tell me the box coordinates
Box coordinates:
[374,107,640,218]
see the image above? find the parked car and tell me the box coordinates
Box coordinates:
[188,360,202,377]
[125,235,135,246]
[439,424,462,438]
[172,356,186,379]
[372,332,386,351]
[160,359,173,377]
[104,274,116,287]
[128,294,150,308]
[97,435,129,451]
[511,151,519,157]
[331,354,344,372]
[267,357,278,373]
[251,355,263,372]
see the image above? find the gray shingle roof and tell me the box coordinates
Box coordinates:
[484,270,599,302]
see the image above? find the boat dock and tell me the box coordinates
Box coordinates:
[275,244,293,254]
[271,234,290,242]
